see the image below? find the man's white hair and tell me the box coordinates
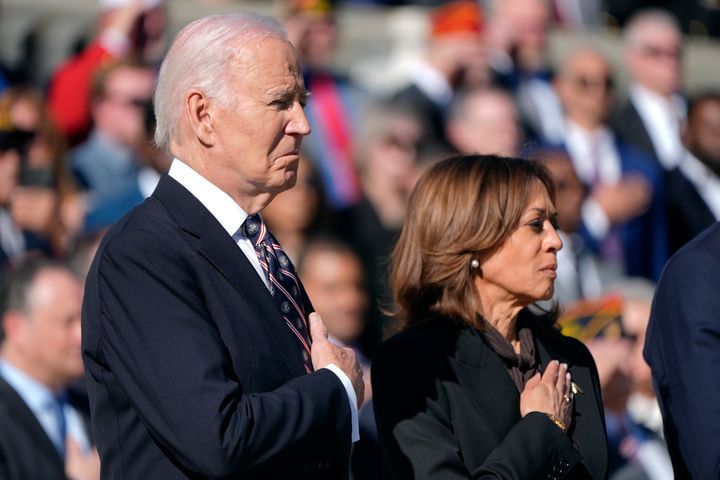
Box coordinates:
[153,12,288,151]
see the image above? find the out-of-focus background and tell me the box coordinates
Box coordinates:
[1,1,719,479]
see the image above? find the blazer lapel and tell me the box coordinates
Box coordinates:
[448,327,521,442]
[0,377,65,472]
[152,175,306,377]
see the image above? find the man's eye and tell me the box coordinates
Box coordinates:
[271,99,291,108]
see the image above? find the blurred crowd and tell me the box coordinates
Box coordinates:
[1,0,719,479]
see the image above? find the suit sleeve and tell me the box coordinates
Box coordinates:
[644,246,720,478]
[372,340,581,480]
[84,226,350,477]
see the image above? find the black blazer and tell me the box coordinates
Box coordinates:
[0,376,78,480]
[611,100,659,165]
[664,167,717,254]
[372,316,608,479]
[82,175,352,479]
[644,222,720,479]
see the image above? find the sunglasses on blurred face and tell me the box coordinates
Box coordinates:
[105,95,153,110]
[572,75,614,93]
[638,44,682,61]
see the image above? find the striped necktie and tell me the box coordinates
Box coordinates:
[242,214,313,373]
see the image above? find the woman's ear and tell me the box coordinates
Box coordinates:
[185,89,215,146]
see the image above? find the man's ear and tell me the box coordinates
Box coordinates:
[186,89,215,146]
[2,311,27,348]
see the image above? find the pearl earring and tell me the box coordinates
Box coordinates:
[470,259,480,269]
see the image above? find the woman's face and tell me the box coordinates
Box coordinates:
[475,185,563,305]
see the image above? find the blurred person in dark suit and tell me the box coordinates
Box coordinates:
[0,259,99,480]
[298,238,370,388]
[644,221,720,479]
[665,92,720,253]
[82,13,363,479]
[612,10,685,172]
[486,0,566,144]
[373,155,608,479]
[296,238,379,480]
[555,48,668,281]
[334,102,424,356]
[391,1,490,155]
[534,147,615,305]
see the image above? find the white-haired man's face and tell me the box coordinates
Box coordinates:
[211,37,311,198]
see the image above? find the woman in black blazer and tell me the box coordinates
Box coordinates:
[372,155,608,479]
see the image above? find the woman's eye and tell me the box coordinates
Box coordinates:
[529,220,543,230]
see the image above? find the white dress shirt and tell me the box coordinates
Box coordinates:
[564,121,622,186]
[0,359,91,455]
[410,61,453,108]
[168,158,359,441]
[564,121,620,240]
[630,84,686,170]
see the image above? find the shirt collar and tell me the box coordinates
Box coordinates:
[168,158,249,238]
[411,61,453,107]
[565,120,613,145]
[0,358,58,414]
[630,83,685,118]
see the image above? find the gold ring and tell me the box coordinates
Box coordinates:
[563,394,571,403]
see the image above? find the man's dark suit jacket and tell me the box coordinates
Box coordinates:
[664,166,717,254]
[611,100,659,165]
[644,222,720,479]
[372,315,608,479]
[0,376,69,480]
[82,175,352,479]
[391,83,453,155]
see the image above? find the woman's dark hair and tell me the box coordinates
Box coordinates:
[390,154,557,330]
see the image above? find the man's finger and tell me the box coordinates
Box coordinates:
[308,312,328,342]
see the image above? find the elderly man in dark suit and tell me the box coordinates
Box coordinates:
[0,259,99,480]
[644,221,720,478]
[81,12,363,479]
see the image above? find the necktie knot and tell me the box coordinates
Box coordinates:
[242,214,265,247]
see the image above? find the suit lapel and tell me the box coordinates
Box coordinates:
[152,175,306,377]
[0,376,65,472]
[448,327,521,442]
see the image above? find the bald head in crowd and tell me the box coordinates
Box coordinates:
[446,88,522,156]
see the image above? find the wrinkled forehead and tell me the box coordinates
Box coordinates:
[230,37,303,81]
